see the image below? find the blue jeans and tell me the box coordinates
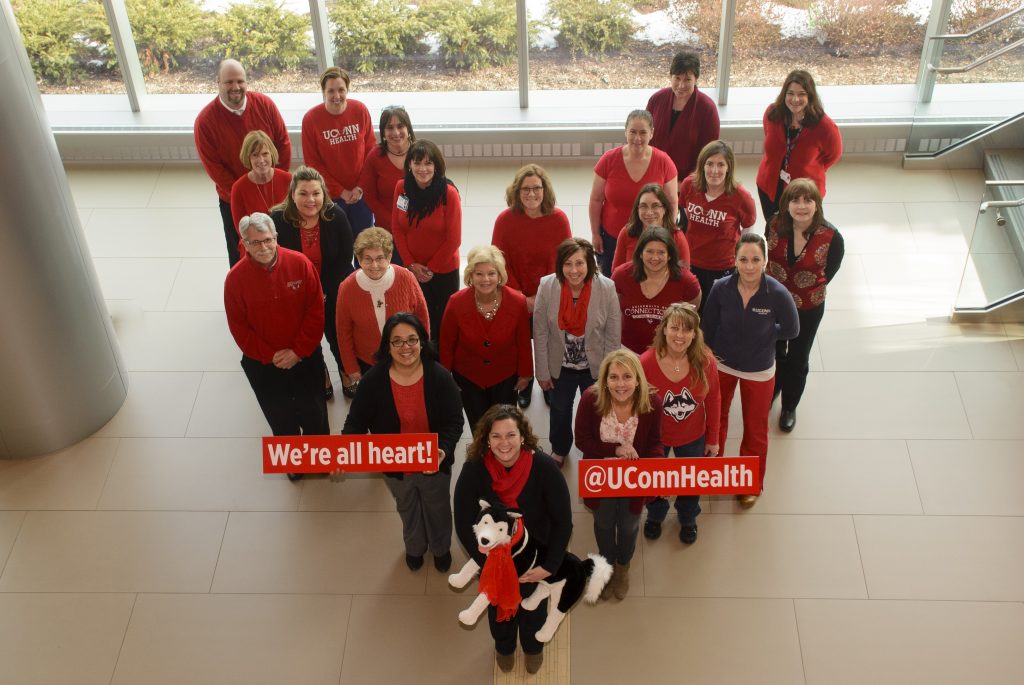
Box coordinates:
[645,437,704,526]
[550,367,595,456]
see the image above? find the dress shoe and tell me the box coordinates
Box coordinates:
[286,473,303,482]
[405,554,424,571]
[524,651,544,674]
[679,523,698,544]
[323,383,334,401]
[779,409,796,433]
[542,389,552,406]
[341,383,358,399]
[433,552,452,572]
[737,494,758,509]
[495,651,515,673]
[643,519,662,540]
[517,391,531,409]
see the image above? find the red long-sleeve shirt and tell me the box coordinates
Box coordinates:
[391,180,462,274]
[194,92,291,202]
[439,286,533,388]
[647,86,721,180]
[491,208,572,297]
[301,101,376,199]
[224,247,325,363]
[230,168,292,233]
[680,176,757,271]
[756,106,842,201]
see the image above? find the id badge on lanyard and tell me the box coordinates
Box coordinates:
[780,127,801,184]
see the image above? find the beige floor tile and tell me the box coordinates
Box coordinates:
[568,204,592,237]
[825,157,958,204]
[84,208,224,258]
[955,371,1024,438]
[0,593,135,685]
[825,201,916,255]
[1006,323,1024,370]
[444,161,472,193]
[708,439,922,515]
[642,514,867,599]
[113,310,240,372]
[95,371,203,438]
[822,253,874,311]
[0,438,118,510]
[855,515,1024,600]
[797,599,1024,685]
[860,252,966,316]
[968,207,1015,253]
[0,512,26,574]
[112,594,351,685]
[539,159,602,207]
[93,257,181,310]
[909,440,1024,515]
[571,597,804,685]
[0,511,226,592]
[66,165,160,208]
[340,595,494,685]
[958,253,1024,308]
[211,511,428,594]
[99,437,301,511]
[185,372,269,437]
[147,165,220,208]
[77,205,93,226]
[462,161,523,206]
[773,371,971,439]
[949,168,985,203]
[461,204,505,251]
[816,311,1017,371]
[164,258,231,311]
[905,200,987,254]
[298,472,396,512]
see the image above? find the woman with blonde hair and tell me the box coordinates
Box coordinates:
[575,348,662,599]
[230,130,292,261]
[439,245,533,432]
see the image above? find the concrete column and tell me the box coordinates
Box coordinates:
[0,0,128,458]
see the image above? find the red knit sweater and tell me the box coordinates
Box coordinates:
[301,101,377,198]
[756,106,842,201]
[194,92,291,201]
[358,148,404,231]
[491,208,572,297]
[647,86,721,180]
[680,176,757,271]
[230,169,292,233]
[391,180,462,274]
[439,286,533,388]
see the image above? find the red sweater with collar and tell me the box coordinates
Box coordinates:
[439,286,533,388]
[491,208,572,297]
[301,101,376,198]
[224,247,325,364]
[194,92,291,202]
[391,180,462,274]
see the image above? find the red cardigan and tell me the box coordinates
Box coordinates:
[574,386,663,512]
[756,106,842,201]
[300,101,376,198]
[391,180,462,274]
[647,86,721,180]
[439,286,533,388]
[358,148,404,232]
[491,208,572,297]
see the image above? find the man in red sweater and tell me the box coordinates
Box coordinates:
[195,60,291,267]
[225,212,328,480]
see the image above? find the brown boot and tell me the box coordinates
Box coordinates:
[612,562,630,600]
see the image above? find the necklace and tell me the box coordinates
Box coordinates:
[475,293,500,321]
[387,144,409,157]
[300,222,319,250]
[253,174,275,211]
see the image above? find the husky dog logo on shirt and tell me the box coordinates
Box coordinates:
[663,388,697,422]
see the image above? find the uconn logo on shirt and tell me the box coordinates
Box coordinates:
[287,279,303,290]
[322,124,360,145]
[663,388,697,422]
[751,307,771,315]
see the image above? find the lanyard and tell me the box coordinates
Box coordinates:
[782,126,802,171]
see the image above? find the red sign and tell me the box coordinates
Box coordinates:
[262,434,438,474]
[578,457,761,497]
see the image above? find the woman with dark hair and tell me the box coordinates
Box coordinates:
[439,245,533,432]
[610,183,690,271]
[230,130,292,260]
[492,164,572,409]
[756,70,842,221]
[640,304,720,544]
[534,238,621,466]
[589,109,678,276]
[646,50,721,182]
[612,226,700,354]
[271,166,354,399]
[341,312,464,572]
[766,178,844,433]
[681,140,757,311]
[359,105,416,263]
[391,140,462,338]
[453,404,572,675]
[702,233,799,508]
[575,349,662,599]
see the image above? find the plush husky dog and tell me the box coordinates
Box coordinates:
[448,499,613,642]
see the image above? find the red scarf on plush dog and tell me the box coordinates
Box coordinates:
[478,518,526,622]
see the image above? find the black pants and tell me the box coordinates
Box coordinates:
[323,290,343,373]
[454,371,518,437]
[419,269,459,340]
[758,179,785,226]
[775,304,825,412]
[691,265,734,315]
[489,583,547,656]
[241,349,330,435]
[219,199,241,268]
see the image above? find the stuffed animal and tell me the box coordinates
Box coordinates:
[448,499,613,642]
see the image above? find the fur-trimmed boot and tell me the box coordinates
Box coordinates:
[611,562,630,600]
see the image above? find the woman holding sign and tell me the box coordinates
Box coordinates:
[341,312,464,572]
[575,349,662,600]
[640,303,720,544]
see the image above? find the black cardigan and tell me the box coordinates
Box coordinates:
[272,208,354,304]
[453,452,573,574]
[341,360,464,477]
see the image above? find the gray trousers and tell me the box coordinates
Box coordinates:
[592,497,641,565]
[383,472,452,557]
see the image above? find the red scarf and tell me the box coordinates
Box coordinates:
[557,279,592,337]
[484,449,533,508]
[477,520,525,622]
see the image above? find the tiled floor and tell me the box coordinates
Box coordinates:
[1,155,1024,684]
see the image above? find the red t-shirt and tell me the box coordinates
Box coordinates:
[301,101,377,198]
[491,208,572,297]
[595,146,676,237]
[611,227,691,271]
[612,263,700,354]
[640,348,721,447]
[680,176,757,271]
[391,180,462,274]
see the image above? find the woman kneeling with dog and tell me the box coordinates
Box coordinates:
[453,405,572,675]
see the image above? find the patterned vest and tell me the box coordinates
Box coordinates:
[766,220,837,310]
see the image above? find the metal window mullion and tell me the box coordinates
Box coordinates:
[309,0,333,73]
[716,0,736,106]
[102,0,146,112]
[916,0,953,104]
[517,0,529,109]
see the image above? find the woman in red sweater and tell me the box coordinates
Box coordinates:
[611,183,690,271]
[491,163,571,408]
[575,349,662,600]
[335,227,429,393]
[230,131,292,262]
[439,245,533,432]
[640,304,720,544]
[358,105,416,264]
[756,70,842,221]
[391,140,461,339]
[681,140,757,311]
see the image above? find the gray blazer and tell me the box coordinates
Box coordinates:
[533,273,621,381]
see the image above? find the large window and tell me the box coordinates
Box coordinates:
[934,0,1024,85]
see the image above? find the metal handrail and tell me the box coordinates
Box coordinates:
[932,5,1024,40]
[929,37,1024,74]
[980,198,1024,213]
[953,287,1024,315]
[986,180,1024,186]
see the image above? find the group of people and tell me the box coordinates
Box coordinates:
[207,52,845,674]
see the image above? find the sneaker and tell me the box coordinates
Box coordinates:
[679,523,698,544]
[495,651,514,672]
[524,651,544,674]
[643,519,662,540]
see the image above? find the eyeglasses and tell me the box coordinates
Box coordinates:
[359,255,390,266]
[520,185,544,194]
[638,203,664,212]
[245,236,276,248]
[389,337,420,348]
